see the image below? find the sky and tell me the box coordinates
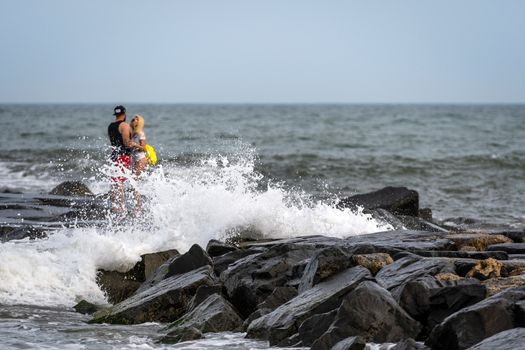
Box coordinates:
[0,1,524,104]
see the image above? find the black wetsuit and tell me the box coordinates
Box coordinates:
[108,121,130,161]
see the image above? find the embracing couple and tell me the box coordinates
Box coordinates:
[107,104,150,214]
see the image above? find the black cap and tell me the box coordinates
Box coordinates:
[113,105,126,116]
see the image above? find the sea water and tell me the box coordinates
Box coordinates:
[0,104,523,349]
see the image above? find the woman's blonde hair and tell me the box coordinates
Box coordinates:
[132,115,145,134]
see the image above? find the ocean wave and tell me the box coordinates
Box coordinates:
[0,151,390,307]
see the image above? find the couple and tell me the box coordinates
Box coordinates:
[108,104,149,214]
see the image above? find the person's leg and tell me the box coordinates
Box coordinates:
[110,182,125,213]
[132,157,149,215]
[110,155,131,213]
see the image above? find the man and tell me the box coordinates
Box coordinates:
[108,105,133,213]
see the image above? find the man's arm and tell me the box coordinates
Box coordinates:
[119,122,133,148]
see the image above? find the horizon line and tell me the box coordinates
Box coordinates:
[1,101,524,106]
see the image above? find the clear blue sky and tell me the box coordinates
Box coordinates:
[0,1,524,103]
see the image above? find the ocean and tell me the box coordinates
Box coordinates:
[0,104,524,349]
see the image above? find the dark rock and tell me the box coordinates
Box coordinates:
[98,249,179,303]
[221,242,323,318]
[391,338,430,350]
[467,328,525,350]
[297,309,338,346]
[310,281,421,349]
[206,239,238,257]
[395,275,486,334]
[166,293,243,333]
[426,286,525,350]
[396,215,449,233]
[375,255,456,291]
[166,244,213,278]
[187,285,223,311]
[128,250,180,282]
[298,246,352,293]
[97,270,142,304]
[89,266,218,324]
[135,245,210,295]
[330,336,366,350]
[212,248,261,276]
[246,266,372,345]
[73,300,101,315]
[338,186,419,217]
[49,181,94,197]
[158,326,203,344]
[345,230,454,256]
[419,208,433,221]
[410,250,508,260]
[0,226,47,242]
[257,286,298,311]
[488,243,525,254]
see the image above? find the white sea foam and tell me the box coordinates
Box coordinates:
[0,152,390,307]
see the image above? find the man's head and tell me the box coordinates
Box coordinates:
[113,105,126,118]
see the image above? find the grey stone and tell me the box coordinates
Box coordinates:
[246,266,372,345]
[467,328,525,350]
[311,281,421,349]
[89,266,218,324]
[426,286,525,350]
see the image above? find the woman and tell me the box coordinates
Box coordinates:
[130,115,149,177]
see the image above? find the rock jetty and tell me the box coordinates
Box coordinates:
[3,183,525,349]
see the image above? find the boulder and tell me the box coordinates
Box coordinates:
[330,336,366,350]
[212,248,261,276]
[246,266,372,345]
[467,328,525,350]
[311,281,421,350]
[447,233,512,251]
[89,266,218,324]
[426,286,525,350]
[98,249,179,303]
[375,255,456,291]
[97,270,142,304]
[488,243,525,254]
[488,230,525,243]
[352,253,393,275]
[166,244,212,278]
[165,293,243,333]
[338,186,419,217]
[49,181,94,196]
[73,300,101,315]
[395,275,486,334]
[465,258,503,280]
[0,226,47,242]
[187,284,223,311]
[482,276,525,296]
[256,286,298,311]
[206,239,238,257]
[298,246,353,293]
[135,245,210,294]
[345,230,453,256]
[297,309,338,346]
[158,326,203,344]
[221,242,321,318]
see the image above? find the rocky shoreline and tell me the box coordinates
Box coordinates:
[2,183,525,349]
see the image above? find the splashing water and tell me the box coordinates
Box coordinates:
[0,150,390,307]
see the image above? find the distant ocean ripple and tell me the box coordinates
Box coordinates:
[1,103,524,227]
